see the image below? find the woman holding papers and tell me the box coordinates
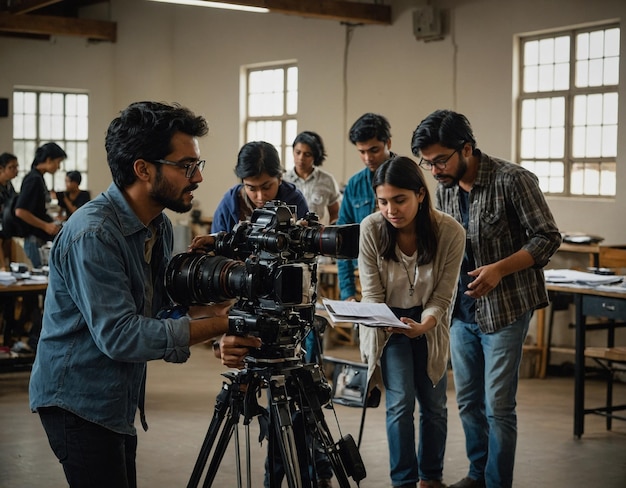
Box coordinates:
[358,156,465,488]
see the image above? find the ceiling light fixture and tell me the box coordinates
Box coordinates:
[148,0,269,14]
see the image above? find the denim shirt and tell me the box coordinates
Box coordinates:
[29,183,191,435]
[436,152,562,332]
[336,166,377,299]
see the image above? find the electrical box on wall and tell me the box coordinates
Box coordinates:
[413,6,443,42]
[0,98,7,118]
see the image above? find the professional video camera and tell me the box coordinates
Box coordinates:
[165,200,359,360]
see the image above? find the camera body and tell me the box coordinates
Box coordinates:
[165,201,359,360]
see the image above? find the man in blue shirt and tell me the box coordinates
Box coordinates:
[336,113,393,300]
[29,101,260,488]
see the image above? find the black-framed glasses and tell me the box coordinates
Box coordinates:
[149,158,205,178]
[418,151,456,170]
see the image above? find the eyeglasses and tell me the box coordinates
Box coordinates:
[149,158,205,178]
[418,151,456,170]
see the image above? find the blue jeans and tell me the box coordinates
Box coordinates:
[38,406,137,488]
[449,312,531,488]
[381,333,447,486]
[24,235,44,269]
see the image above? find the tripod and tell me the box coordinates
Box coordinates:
[187,354,366,488]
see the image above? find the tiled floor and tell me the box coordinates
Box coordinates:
[1,342,625,487]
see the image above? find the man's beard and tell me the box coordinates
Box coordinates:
[437,154,468,188]
[151,171,197,213]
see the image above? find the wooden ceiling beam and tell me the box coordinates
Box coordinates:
[0,11,116,41]
[206,0,392,25]
[3,0,64,15]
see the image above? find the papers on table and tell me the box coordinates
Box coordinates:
[545,269,623,286]
[321,298,410,329]
[0,271,16,285]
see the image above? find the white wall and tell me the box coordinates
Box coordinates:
[0,0,624,244]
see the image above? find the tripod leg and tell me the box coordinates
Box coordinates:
[187,381,233,488]
[295,366,364,488]
[269,374,304,488]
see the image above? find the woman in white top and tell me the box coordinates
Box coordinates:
[284,131,341,224]
[358,155,465,488]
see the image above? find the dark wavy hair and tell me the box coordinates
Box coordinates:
[0,152,17,168]
[292,131,327,166]
[349,113,391,145]
[372,155,438,266]
[411,109,477,156]
[105,101,208,188]
[234,141,283,179]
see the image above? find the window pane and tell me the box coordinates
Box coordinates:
[588,58,604,86]
[524,66,538,92]
[554,36,570,63]
[521,99,535,128]
[554,62,569,90]
[550,128,564,158]
[524,40,539,65]
[520,128,536,159]
[604,57,619,85]
[589,30,604,59]
[599,162,616,196]
[601,125,617,158]
[605,28,620,56]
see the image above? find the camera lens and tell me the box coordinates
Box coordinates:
[301,224,360,259]
[165,253,248,305]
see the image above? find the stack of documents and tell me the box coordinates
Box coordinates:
[544,269,623,286]
[0,271,16,285]
[321,299,410,328]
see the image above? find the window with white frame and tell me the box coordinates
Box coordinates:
[244,63,298,170]
[12,89,89,192]
[517,25,620,197]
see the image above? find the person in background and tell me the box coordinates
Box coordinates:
[336,113,394,301]
[359,156,465,488]
[211,140,309,233]
[411,109,561,488]
[28,101,260,488]
[15,142,65,269]
[284,130,341,365]
[0,152,22,348]
[284,131,341,225]
[0,152,19,268]
[56,170,91,219]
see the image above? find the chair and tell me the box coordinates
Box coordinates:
[598,245,626,275]
[323,356,380,448]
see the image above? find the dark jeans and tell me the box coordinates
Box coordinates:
[38,406,138,488]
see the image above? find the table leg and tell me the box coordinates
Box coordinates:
[573,293,585,439]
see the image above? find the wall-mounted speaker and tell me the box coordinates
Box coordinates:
[0,98,8,118]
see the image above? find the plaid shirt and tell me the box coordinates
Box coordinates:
[436,151,562,333]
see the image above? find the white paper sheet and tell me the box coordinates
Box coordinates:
[321,299,410,328]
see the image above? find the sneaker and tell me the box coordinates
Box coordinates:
[419,480,447,488]
[317,479,333,488]
[448,477,485,488]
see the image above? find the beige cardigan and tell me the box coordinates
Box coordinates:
[357,210,465,389]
